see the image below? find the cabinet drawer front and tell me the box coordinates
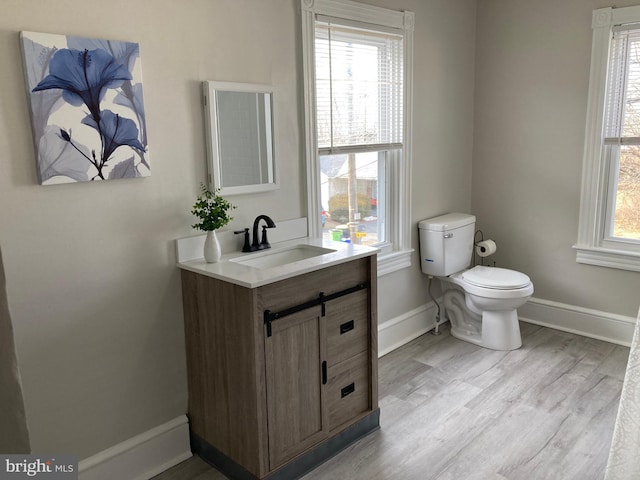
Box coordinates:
[258,257,369,312]
[325,290,369,367]
[327,352,370,431]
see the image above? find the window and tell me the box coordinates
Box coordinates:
[576,6,640,271]
[301,0,414,275]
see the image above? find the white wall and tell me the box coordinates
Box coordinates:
[0,0,477,462]
[473,0,640,318]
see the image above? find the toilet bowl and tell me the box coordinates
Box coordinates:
[443,266,533,350]
[418,213,534,351]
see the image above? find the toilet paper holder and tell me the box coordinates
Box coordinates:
[475,239,497,258]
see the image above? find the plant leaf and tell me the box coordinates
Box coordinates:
[108,156,137,179]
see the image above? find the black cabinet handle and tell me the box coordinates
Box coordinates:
[341,382,355,398]
[322,361,327,385]
[340,320,354,334]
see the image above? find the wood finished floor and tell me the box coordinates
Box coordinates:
[153,322,630,480]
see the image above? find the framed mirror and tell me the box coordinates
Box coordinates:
[203,81,277,195]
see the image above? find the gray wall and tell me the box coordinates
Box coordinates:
[473,0,640,317]
[0,246,30,453]
[370,0,477,329]
[0,0,477,459]
[0,0,303,458]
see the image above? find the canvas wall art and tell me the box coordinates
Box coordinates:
[20,31,150,185]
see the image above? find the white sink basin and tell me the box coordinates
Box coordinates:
[230,245,337,269]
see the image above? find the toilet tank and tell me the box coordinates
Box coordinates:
[418,213,476,276]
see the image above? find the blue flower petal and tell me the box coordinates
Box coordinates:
[82,110,144,161]
[33,48,132,117]
[67,37,139,73]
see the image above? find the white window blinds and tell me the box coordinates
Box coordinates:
[604,25,640,145]
[314,19,403,152]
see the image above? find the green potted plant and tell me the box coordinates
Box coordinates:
[191,184,236,263]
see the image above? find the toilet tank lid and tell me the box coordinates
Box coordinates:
[418,213,475,232]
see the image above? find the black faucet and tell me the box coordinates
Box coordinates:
[252,215,276,250]
[235,215,277,252]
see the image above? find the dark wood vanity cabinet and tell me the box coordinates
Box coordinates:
[180,255,379,480]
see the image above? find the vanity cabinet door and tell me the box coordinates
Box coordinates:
[264,305,328,470]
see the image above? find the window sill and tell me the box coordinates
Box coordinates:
[574,244,640,272]
[377,248,414,277]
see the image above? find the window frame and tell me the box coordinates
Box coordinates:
[576,6,640,272]
[301,0,414,276]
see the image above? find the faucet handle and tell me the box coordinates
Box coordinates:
[260,225,271,249]
[234,228,252,252]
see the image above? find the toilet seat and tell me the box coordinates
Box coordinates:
[461,266,530,290]
[448,267,534,300]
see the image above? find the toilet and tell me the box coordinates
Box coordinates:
[418,213,534,350]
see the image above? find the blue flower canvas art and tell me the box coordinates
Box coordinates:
[20,31,150,184]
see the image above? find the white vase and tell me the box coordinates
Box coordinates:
[204,230,222,263]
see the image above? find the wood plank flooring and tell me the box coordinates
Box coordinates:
[153,322,629,480]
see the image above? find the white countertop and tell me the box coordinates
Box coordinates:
[177,237,378,288]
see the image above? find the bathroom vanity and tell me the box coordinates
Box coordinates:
[177,238,379,480]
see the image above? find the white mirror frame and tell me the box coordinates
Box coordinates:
[203,81,278,195]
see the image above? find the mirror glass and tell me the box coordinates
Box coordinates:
[203,81,277,195]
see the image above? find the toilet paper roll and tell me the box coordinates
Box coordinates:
[475,239,497,258]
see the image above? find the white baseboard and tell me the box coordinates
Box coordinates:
[378,302,439,357]
[79,415,191,480]
[519,297,636,347]
[377,296,637,358]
